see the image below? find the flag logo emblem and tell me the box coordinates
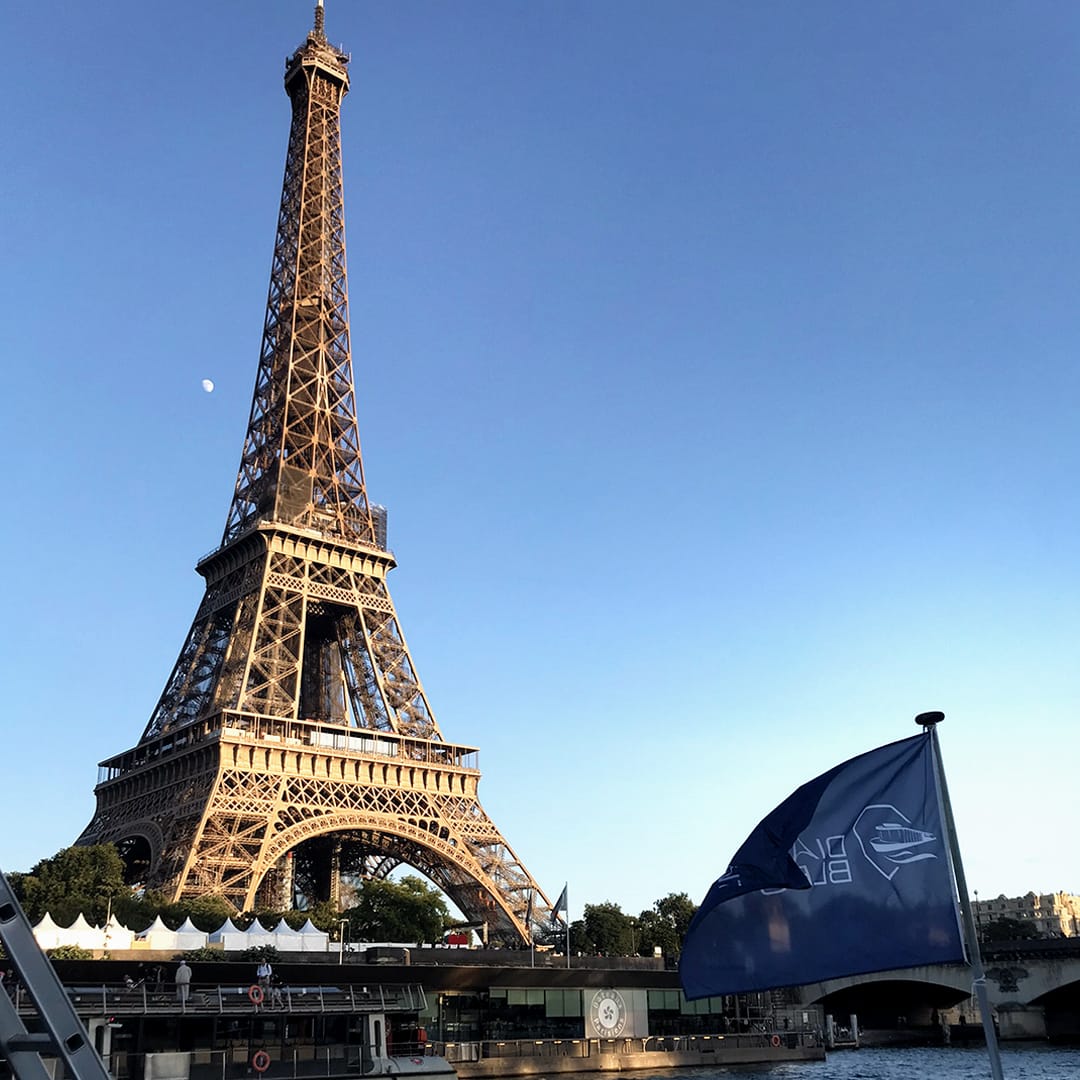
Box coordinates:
[854,804,941,879]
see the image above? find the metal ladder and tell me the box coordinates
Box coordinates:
[0,869,111,1080]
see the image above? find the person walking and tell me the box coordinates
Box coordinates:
[175,960,192,1005]
[257,960,273,989]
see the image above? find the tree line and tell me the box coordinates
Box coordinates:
[553,895,697,958]
[9,845,699,956]
[8,846,449,945]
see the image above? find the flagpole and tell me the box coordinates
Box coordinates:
[916,712,1004,1080]
[565,885,570,969]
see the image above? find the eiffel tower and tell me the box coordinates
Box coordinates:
[78,4,552,942]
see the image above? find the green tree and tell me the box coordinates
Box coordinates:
[566,918,593,955]
[582,902,636,956]
[301,899,341,933]
[111,893,161,933]
[636,892,697,959]
[346,876,450,944]
[978,917,1039,942]
[14,846,127,924]
[182,894,236,932]
[148,893,236,933]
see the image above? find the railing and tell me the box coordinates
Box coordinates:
[440,1040,589,1063]
[196,516,393,570]
[13,981,426,1019]
[221,715,479,769]
[98,713,480,782]
[436,1031,821,1063]
[101,1043,441,1080]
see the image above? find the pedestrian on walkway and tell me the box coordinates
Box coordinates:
[175,960,192,1005]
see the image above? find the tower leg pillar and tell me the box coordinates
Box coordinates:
[330,837,342,910]
[281,851,295,911]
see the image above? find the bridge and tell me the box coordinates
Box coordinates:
[787,939,1080,1040]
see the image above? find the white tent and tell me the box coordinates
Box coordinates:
[60,914,106,950]
[137,916,181,951]
[245,920,276,948]
[209,917,249,951]
[175,917,208,950]
[272,919,304,952]
[103,914,134,950]
[32,913,65,950]
[297,918,330,953]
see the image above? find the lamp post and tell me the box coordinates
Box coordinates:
[102,895,113,956]
[338,920,349,965]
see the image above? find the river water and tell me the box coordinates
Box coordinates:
[565,1046,1080,1078]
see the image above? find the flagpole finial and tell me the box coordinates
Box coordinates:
[915,711,944,728]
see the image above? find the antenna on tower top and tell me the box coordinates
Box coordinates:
[314,0,325,37]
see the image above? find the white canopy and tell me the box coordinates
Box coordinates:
[174,917,208,949]
[297,918,330,953]
[209,917,249,951]
[103,914,134,950]
[245,920,276,946]
[137,915,181,951]
[272,919,304,952]
[59,913,106,950]
[32,913,65,950]
[206,915,329,952]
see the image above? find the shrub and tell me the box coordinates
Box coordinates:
[47,946,93,961]
[239,943,280,964]
[177,945,225,961]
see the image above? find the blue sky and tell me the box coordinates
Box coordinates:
[3,2,1079,920]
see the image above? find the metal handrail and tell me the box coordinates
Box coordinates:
[98,712,480,783]
[435,1031,822,1063]
[20,982,426,1020]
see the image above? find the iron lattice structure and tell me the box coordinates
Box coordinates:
[78,7,553,942]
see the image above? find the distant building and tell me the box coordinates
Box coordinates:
[973,892,1080,937]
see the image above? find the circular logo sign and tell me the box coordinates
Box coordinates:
[589,989,627,1037]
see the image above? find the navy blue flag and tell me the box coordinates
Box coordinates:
[680,733,965,999]
[551,884,568,924]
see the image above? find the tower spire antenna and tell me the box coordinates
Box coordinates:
[313,0,325,38]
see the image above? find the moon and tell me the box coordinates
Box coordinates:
[201,379,215,393]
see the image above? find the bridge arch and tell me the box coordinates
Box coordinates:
[790,954,1080,1042]
[809,974,972,1032]
[796,965,973,1007]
